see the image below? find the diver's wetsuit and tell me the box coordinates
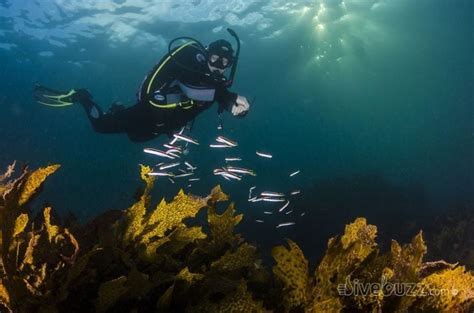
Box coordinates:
[78,42,237,142]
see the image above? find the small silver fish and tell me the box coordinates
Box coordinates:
[300,212,306,216]
[276,222,295,228]
[184,161,197,170]
[163,143,181,150]
[249,186,256,199]
[263,211,273,215]
[174,172,194,178]
[168,177,175,184]
[285,210,293,215]
[169,129,183,145]
[256,151,272,158]
[290,190,301,195]
[144,148,175,159]
[220,172,241,181]
[278,201,290,212]
[261,197,286,202]
[255,219,265,223]
[289,170,300,177]
[165,148,182,155]
[226,166,256,176]
[216,136,237,147]
[209,144,232,148]
[148,171,174,177]
[261,191,285,197]
[166,151,181,158]
[173,133,199,145]
[225,157,242,162]
[159,162,180,170]
[188,178,200,181]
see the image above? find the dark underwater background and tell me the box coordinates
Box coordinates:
[0,0,472,264]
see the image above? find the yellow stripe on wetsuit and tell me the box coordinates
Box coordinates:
[147,42,196,109]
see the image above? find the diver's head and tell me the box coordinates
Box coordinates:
[206,39,234,75]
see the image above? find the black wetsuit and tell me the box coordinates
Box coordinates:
[79,42,237,142]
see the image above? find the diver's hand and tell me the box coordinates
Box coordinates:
[231,95,250,117]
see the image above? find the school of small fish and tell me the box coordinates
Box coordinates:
[143,126,304,229]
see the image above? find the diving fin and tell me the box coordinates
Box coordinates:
[33,84,78,107]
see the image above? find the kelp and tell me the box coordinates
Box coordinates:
[272,218,474,313]
[0,162,473,312]
[0,163,79,312]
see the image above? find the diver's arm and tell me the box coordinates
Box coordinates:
[215,86,250,117]
[215,87,238,113]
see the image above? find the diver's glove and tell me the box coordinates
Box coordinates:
[231,95,250,117]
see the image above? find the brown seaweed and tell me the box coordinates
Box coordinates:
[0,162,472,313]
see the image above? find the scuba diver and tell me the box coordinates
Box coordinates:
[34,29,250,142]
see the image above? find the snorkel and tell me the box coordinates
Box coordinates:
[225,28,240,88]
[167,29,240,86]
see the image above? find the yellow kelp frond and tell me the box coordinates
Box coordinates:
[120,165,156,246]
[0,161,16,183]
[12,213,28,238]
[43,207,60,242]
[115,179,223,256]
[1,166,28,206]
[166,226,207,254]
[134,193,209,264]
[312,218,378,308]
[18,164,60,206]
[0,162,16,197]
[122,197,147,246]
[143,189,208,239]
[171,226,207,242]
[139,225,207,263]
[188,280,265,313]
[340,217,377,256]
[208,203,243,248]
[0,162,16,198]
[272,239,310,310]
[0,282,10,310]
[59,247,102,301]
[139,164,155,200]
[96,276,128,313]
[176,267,205,283]
[126,267,152,300]
[139,164,155,186]
[211,243,257,273]
[207,184,229,204]
[309,297,344,313]
[416,266,474,312]
[139,236,171,263]
[20,233,40,267]
[157,283,175,310]
[2,162,474,313]
[389,231,427,282]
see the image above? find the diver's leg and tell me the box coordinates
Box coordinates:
[73,90,130,134]
[73,89,105,126]
[122,104,164,142]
